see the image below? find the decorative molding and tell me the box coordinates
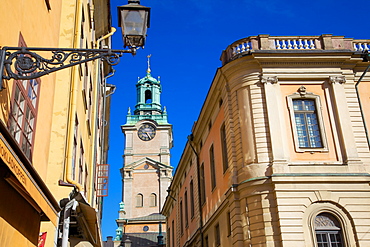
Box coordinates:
[261,76,278,84]
[315,215,339,229]
[298,85,307,97]
[260,62,343,66]
[329,76,346,84]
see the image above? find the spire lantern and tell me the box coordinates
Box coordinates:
[125,55,168,125]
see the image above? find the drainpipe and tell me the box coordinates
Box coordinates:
[90,27,117,206]
[65,0,84,191]
[187,134,204,247]
[96,27,116,166]
[355,52,370,149]
[95,27,116,49]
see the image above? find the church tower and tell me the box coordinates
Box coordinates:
[115,56,173,246]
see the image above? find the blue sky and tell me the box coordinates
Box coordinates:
[102,0,369,239]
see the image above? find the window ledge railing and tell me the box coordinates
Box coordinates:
[220,34,370,65]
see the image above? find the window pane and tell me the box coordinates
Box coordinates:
[293,99,322,148]
[315,213,344,247]
[9,81,38,160]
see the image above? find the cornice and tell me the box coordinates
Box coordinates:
[260,61,344,66]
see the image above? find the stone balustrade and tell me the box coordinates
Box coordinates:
[221,34,370,65]
[353,40,370,51]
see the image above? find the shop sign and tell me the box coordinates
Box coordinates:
[0,135,27,186]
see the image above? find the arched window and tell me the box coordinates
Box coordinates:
[145,90,152,103]
[136,193,143,207]
[315,213,344,247]
[149,193,157,207]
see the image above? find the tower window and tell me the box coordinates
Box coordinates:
[136,193,143,207]
[315,213,344,247]
[220,123,228,173]
[209,144,216,190]
[215,223,221,246]
[184,190,189,227]
[149,193,157,207]
[190,179,195,218]
[145,90,152,103]
[180,200,184,235]
[200,163,206,205]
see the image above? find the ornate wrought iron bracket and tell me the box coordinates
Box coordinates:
[0,46,135,88]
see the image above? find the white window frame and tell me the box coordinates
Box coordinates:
[287,90,328,153]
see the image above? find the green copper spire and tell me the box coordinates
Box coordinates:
[125,55,168,125]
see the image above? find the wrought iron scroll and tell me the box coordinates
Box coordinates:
[0,47,134,81]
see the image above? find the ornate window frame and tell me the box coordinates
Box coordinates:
[303,202,356,247]
[287,86,328,153]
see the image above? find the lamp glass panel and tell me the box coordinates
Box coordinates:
[121,10,147,36]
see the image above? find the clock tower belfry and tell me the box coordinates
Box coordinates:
[115,56,173,246]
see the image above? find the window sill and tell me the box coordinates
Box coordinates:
[288,161,344,166]
[295,147,329,153]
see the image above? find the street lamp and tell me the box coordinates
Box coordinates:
[0,0,151,88]
[118,0,151,49]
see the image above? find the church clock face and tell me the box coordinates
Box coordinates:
[138,124,156,141]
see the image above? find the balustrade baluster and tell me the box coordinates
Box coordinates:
[353,43,358,51]
[246,42,250,51]
[241,43,246,52]
[364,43,369,51]
[298,39,303,49]
[237,45,241,54]
[282,40,287,49]
[292,40,298,49]
[309,39,315,49]
[304,40,309,49]
[287,40,292,49]
[276,40,281,49]
[359,43,364,51]
[232,46,237,55]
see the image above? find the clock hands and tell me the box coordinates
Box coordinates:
[138,124,156,141]
[145,132,153,139]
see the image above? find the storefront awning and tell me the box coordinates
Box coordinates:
[76,202,102,247]
[0,128,60,225]
[62,192,102,247]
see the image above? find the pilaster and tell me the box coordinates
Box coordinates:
[261,75,289,170]
[329,76,361,165]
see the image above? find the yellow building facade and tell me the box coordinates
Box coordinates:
[0,0,114,246]
[162,34,370,247]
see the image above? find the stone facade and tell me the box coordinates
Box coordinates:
[162,34,370,247]
[114,66,173,247]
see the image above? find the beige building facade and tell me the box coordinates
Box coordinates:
[0,0,114,246]
[162,34,370,247]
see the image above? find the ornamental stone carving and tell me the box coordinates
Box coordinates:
[329,76,346,84]
[315,214,340,229]
[261,75,278,84]
[124,170,132,178]
[298,85,307,97]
